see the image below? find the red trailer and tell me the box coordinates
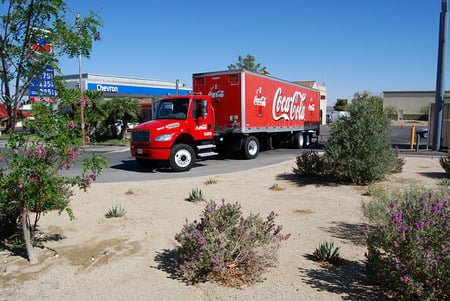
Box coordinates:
[130,70,320,171]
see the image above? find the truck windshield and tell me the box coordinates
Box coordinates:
[154,98,190,120]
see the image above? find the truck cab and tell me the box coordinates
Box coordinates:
[130,95,216,171]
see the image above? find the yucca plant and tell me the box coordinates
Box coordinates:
[313,241,341,264]
[205,177,217,185]
[185,188,205,202]
[105,205,126,218]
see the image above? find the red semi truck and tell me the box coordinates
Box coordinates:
[130,70,320,171]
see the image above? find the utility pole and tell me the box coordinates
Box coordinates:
[77,13,85,143]
[433,0,448,151]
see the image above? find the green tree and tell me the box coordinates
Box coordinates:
[323,92,396,184]
[228,54,267,73]
[56,79,107,138]
[0,0,102,133]
[0,104,108,262]
[334,98,348,111]
[103,97,141,140]
[352,91,383,111]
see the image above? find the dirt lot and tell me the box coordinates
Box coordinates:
[1,155,446,300]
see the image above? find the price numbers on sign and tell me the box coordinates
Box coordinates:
[30,66,56,102]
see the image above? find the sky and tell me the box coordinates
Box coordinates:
[56,0,447,106]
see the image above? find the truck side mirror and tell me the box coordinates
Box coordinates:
[201,100,208,118]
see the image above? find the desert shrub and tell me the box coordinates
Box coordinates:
[0,200,20,238]
[362,185,450,226]
[440,152,450,174]
[365,192,450,299]
[313,241,341,264]
[392,146,406,173]
[174,199,290,286]
[322,97,398,184]
[293,150,325,178]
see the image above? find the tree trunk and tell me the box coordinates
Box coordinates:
[21,213,37,263]
[120,124,128,140]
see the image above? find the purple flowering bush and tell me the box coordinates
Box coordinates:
[366,193,450,299]
[0,106,108,262]
[174,200,290,286]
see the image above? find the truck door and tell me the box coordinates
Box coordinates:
[191,99,213,141]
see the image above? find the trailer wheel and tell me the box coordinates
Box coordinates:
[136,158,156,168]
[293,133,304,149]
[243,136,259,159]
[304,134,311,147]
[170,144,195,172]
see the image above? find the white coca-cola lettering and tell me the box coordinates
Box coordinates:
[208,90,224,98]
[272,87,306,121]
[254,95,267,107]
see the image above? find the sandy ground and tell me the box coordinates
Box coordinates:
[0,155,447,301]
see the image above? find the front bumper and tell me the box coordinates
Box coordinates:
[130,146,171,160]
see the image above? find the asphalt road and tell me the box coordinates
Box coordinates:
[0,125,444,183]
[89,145,310,183]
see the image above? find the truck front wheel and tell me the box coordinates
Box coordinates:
[243,136,259,159]
[170,144,195,172]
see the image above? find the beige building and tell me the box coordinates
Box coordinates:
[383,91,450,120]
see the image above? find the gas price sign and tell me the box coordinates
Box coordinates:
[30,65,56,102]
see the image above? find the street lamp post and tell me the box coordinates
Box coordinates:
[433,0,448,151]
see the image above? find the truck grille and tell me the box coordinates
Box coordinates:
[131,130,150,143]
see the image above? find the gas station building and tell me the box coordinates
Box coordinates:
[62,73,191,121]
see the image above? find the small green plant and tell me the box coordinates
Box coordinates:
[363,184,385,197]
[313,242,341,264]
[125,189,135,195]
[105,205,126,218]
[174,200,290,286]
[440,153,450,174]
[438,178,450,186]
[269,183,284,191]
[185,187,205,202]
[205,177,217,185]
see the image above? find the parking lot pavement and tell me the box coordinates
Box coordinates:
[84,143,129,153]
[0,139,129,153]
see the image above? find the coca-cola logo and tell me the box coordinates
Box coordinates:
[208,84,225,99]
[253,87,267,107]
[254,87,266,117]
[272,87,306,121]
[208,90,224,98]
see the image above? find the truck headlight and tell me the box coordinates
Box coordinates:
[155,134,173,141]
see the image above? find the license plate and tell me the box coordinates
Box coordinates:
[137,149,143,155]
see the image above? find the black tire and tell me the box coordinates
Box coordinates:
[136,158,156,168]
[293,133,304,149]
[169,143,195,172]
[304,134,311,147]
[242,136,259,159]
